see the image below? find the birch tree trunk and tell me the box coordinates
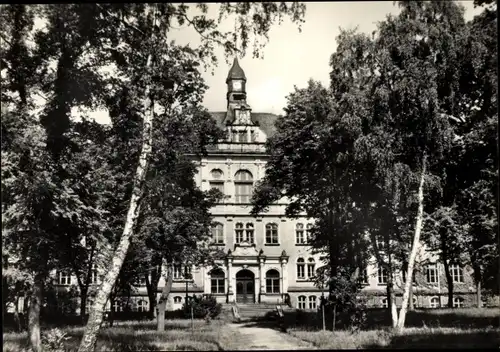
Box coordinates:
[396,154,427,332]
[78,30,157,351]
[157,263,174,332]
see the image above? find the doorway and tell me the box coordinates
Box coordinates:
[236,269,255,303]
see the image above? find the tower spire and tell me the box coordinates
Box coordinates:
[226,57,247,83]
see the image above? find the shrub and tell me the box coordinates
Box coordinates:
[41,328,69,352]
[182,295,222,319]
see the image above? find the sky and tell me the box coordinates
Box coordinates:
[70,1,484,123]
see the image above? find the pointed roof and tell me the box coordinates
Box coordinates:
[226,57,246,82]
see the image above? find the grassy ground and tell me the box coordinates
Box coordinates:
[287,307,500,349]
[3,317,243,351]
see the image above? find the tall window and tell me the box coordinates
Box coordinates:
[173,265,183,280]
[307,258,316,279]
[246,223,254,243]
[296,223,305,244]
[430,297,440,308]
[308,296,317,309]
[209,169,224,194]
[306,224,313,243]
[238,130,248,142]
[234,170,253,203]
[297,258,306,279]
[298,296,307,309]
[58,271,71,285]
[173,265,192,280]
[210,269,225,294]
[378,266,388,284]
[266,270,280,294]
[453,297,464,308]
[211,223,224,244]
[89,269,98,285]
[450,264,464,283]
[381,298,388,308]
[265,223,279,244]
[235,223,244,243]
[426,264,438,284]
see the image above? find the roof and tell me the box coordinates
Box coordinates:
[209,111,280,138]
[226,57,246,82]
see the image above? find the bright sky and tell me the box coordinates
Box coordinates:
[30,1,482,124]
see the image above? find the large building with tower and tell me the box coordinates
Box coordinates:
[38,58,486,316]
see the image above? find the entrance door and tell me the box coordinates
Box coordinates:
[236,269,255,303]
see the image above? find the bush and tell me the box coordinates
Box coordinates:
[182,295,222,319]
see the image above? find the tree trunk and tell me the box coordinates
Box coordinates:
[146,256,162,319]
[157,263,174,332]
[396,154,426,332]
[443,259,454,308]
[14,295,22,332]
[28,272,44,352]
[80,289,88,324]
[77,37,157,351]
[409,283,414,311]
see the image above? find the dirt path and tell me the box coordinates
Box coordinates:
[224,321,315,350]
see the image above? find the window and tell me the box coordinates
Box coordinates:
[211,223,224,244]
[266,270,280,294]
[378,266,388,284]
[265,223,279,244]
[298,296,307,309]
[234,170,253,203]
[306,224,313,242]
[426,264,438,284]
[246,223,254,243]
[308,296,317,309]
[430,297,440,308]
[412,297,418,308]
[58,271,71,285]
[209,169,224,194]
[173,296,183,304]
[402,269,417,284]
[89,269,98,285]
[231,130,238,142]
[361,267,369,284]
[250,130,256,142]
[297,258,306,279]
[450,264,464,283]
[376,238,385,251]
[307,258,316,279]
[381,298,388,308]
[235,223,244,243]
[296,223,305,244]
[135,300,148,312]
[173,265,192,280]
[453,297,464,308]
[238,130,248,143]
[113,300,122,312]
[210,269,225,294]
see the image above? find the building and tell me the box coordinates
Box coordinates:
[12,59,485,317]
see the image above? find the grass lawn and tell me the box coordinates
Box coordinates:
[3,318,243,351]
[287,307,500,349]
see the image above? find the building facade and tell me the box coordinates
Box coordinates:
[33,59,487,316]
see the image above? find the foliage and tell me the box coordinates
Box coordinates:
[41,328,70,352]
[182,295,222,320]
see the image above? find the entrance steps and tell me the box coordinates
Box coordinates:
[223,302,295,321]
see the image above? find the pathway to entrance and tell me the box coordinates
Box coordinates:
[224,322,315,350]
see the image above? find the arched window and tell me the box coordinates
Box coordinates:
[265,223,279,244]
[234,170,253,203]
[173,296,183,304]
[297,258,306,279]
[429,296,440,308]
[210,268,225,294]
[307,258,316,278]
[297,296,307,309]
[235,223,244,243]
[308,296,317,309]
[209,169,224,194]
[381,298,388,308]
[246,223,254,243]
[211,223,224,244]
[135,300,148,312]
[306,224,313,243]
[295,223,305,244]
[266,269,280,294]
[453,297,464,308]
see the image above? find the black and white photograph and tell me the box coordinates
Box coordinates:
[1,1,498,351]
